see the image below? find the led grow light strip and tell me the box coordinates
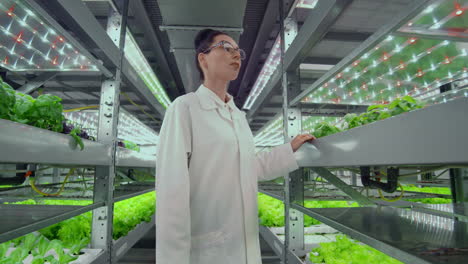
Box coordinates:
[317,35,409,90]
[0,24,88,70]
[2,2,70,54]
[403,0,447,28]
[305,40,465,105]
[124,30,171,109]
[0,1,98,71]
[299,1,468,106]
[430,3,468,29]
[349,41,454,98]
[305,39,448,103]
[425,87,468,104]
[243,36,282,110]
[253,116,283,144]
[255,133,284,147]
[415,68,468,100]
[64,110,158,145]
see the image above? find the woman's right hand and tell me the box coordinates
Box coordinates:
[290,134,316,152]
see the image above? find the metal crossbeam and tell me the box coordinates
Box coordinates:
[17,72,58,94]
[311,168,375,206]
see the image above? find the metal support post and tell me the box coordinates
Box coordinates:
[450,168,468,203]
[284,107,305,261]
[90,1,129,263]
[279,2,303,262]
[450,168,468,246]
[351,172,357,186]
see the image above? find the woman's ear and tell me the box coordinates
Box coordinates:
[198,53,207,71]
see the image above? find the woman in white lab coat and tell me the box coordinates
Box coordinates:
[156,29,315,264]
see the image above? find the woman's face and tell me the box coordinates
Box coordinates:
[198,34,242,82]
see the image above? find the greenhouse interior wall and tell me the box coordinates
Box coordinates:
[0,0,467,263]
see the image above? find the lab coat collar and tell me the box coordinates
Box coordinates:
[195,84,241,117]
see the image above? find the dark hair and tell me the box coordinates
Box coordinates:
[194,29,228,81]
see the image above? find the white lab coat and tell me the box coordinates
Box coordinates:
[156,84,298,264]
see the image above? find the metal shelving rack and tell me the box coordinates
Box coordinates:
[287,97,468,264]
[0,0,160,263]
[254,0,468,263]
[258,99,468,264]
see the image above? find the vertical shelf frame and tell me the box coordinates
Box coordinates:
[90,1,129,262]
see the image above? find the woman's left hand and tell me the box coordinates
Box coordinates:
[290,134,316,152]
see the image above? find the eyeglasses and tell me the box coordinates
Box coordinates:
[202,40,246,60]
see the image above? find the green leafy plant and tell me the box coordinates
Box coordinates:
[401,185,450,195]
[388,95,425,116]
[70,128,84,150]
[0,78,91,149]
[312,122,342,138]
[401,185,452,203]
[122,140,141,152]
[8,246,29,263]
[32,257,46,264]
[0,242,9,259]
[69,238,89,255]
[0,77,16,120]
[35,236,50,257]
[310,235,402,264]
[313,95,425,136]
[7,192,156,252]
[257,193,358,227]
[22,233,39,253]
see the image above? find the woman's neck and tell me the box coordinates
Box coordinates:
[203,79,230,103]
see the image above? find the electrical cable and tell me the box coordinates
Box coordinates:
[63,105,99,112]
[121,92,159,123]
[80,168,88,196]
[28,168,75,197]
[378,183,405,202]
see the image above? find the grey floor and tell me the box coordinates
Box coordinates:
[117,227,281,264]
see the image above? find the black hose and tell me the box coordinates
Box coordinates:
[361,167,399,193]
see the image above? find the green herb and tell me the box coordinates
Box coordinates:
[0,78,91,149]
[36,236,50,257]
[310,235,402,264]
[32,257,46,264]
[0,242,9,258]
[257,193,358,227]
[313,122,342,138]
[0,77,16,120]
[69,238,89,255]
[123,140,140,152]
[312,95,424,137]
[22,233,39,253]
[9,246,29,263]
[70,128,84,150]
